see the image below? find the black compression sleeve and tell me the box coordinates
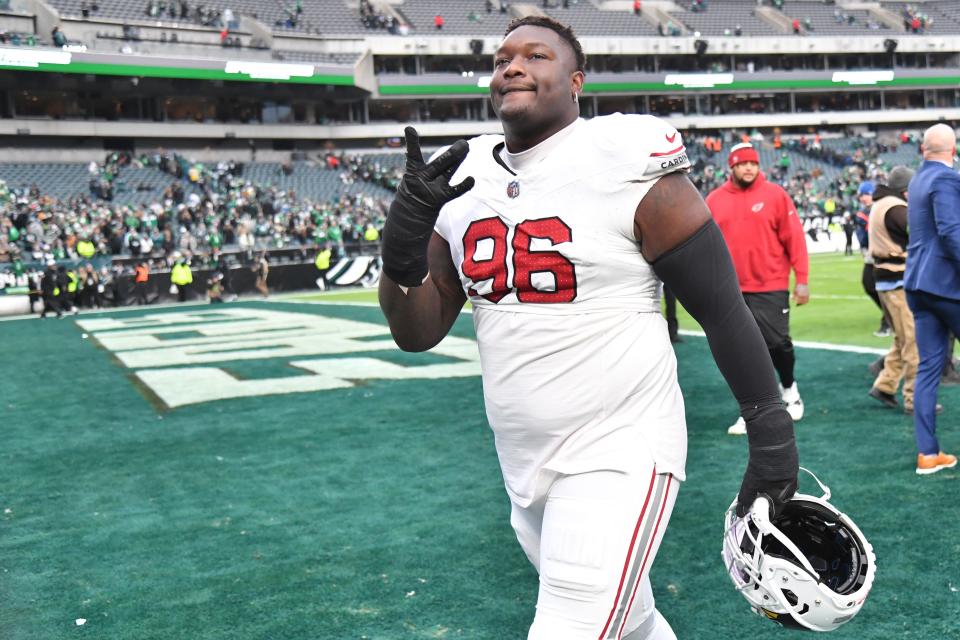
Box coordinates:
[651,220,781,418]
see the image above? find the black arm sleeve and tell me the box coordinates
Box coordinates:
[651,219,780,418]
[653,219,798,516]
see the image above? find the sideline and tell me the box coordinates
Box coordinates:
[674,329,886,356]
[3,293,888,356]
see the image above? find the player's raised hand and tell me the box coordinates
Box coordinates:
[381,126,475,287]
[397,126,475,211]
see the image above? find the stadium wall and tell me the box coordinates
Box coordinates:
[2,107,958,140]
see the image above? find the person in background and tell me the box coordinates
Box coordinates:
[207,273,224,303]
[858,181,893,338]
[80,263,101,309]
[40,261,62,319]
[706,142,810,434]
[903,123,960,475]
[865,166,931,415]
[135,260,150,305]
[170,256,193,302]
[315,244,332,291]
[27,269,42,314]
[215,253,236,301]
[254,251,269,298]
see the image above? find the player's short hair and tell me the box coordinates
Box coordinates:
[504,16,586,73]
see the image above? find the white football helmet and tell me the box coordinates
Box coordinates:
[721,468,876,632]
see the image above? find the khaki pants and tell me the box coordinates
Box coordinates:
[874,287,919,408]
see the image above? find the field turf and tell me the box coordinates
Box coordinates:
[2,253,958,638]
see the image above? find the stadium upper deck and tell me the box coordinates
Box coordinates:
[0,0,959,140]
[24,0,958,38]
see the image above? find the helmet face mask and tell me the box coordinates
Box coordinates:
[722,470,876,632]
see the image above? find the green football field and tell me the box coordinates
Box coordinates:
[2,253,958,639]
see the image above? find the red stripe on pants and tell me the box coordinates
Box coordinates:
[596,466,657,640]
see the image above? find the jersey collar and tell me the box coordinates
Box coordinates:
[499,118,583,174]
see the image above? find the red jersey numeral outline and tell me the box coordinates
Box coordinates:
[461,216,577,304]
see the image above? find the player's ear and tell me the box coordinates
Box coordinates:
[570,70,584,98]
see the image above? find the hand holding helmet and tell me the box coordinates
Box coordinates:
[736,404,799,519]
[723,468,876,632]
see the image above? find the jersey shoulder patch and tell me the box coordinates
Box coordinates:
[586,113,690,182]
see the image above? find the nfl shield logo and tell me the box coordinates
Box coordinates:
[507,181,520,199]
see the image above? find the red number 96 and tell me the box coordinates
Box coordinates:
[461,216,577,304]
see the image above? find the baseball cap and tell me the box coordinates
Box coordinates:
[728,143,760,168]
[886,166,915,193]
[857,181,876,196]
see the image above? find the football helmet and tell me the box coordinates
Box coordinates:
[721,468,876,632]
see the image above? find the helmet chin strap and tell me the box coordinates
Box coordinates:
[747,493,822,580]
[799,466,831,501]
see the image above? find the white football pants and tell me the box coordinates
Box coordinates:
[511,453,680,640]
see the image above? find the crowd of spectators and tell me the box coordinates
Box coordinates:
[0,30,41,46]
[0,131,920,281]
[359,0,404,33]
[144,0,235,28]
[686,129,921,245]
[0,149,392,271]
[899,4,934,34]
[276,0,302,29]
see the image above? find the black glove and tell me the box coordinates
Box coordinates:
[736,405,799,519]
[380,126,475,287]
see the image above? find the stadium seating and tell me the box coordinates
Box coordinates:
[0,159,400,205]
[545,2,658,37]
[667,0,780,37]
[0,163,92,200]
[395,0,510,36]
[884,1,960,34]
[43,0,960,39]
[781,2,889,35]
[272,50,361,64]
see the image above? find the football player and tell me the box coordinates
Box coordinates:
[378,16,799,640]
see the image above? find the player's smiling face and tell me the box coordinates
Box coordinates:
[490,25,583,150]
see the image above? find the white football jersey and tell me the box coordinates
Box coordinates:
[435,114,691,507]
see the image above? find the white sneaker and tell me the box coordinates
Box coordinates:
[781,382,804,421]
[727,416,747,435]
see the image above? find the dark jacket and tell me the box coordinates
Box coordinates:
[905,160,960,299]
[41,268,58,296]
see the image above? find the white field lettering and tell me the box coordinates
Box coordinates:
[77,308,480,408]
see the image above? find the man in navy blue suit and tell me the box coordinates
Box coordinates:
[905,123,960,475]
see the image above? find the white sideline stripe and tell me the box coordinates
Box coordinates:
[1,299,886,356]
[676,329,886,355]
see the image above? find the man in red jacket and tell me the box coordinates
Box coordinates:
[706,142,810,434]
